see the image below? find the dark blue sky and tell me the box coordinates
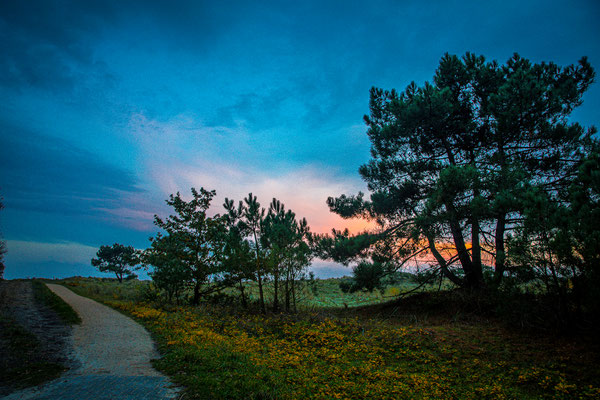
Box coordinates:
[1,0,599,279]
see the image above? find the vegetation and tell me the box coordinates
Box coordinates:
[32,280,81,325]
[319,53,599,327]
[0,314,65,393]
[74,52,600,398]
[0,280,77,394]
[142,189,314,311]
[56,275,429,309]
[59,277,600,399]
[91,243,140,283]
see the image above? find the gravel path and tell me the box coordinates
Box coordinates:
[5,284,179,400]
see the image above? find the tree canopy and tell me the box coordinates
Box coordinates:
[91,243,139,283]
[324,52,597,295]
[143,188,314,311]
[146,188,228,305]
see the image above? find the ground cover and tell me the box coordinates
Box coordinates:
[60,277,600,399]
[112,302,599,399]
[0,280,76,395]
[55,275,442,308]
[32,280,81,325]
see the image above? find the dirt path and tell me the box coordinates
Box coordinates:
[5,284,178,400]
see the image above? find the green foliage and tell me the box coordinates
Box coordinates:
[91,243,139,283]
[111,300,600,399]
[341,261,385,293]
[32,280,81,325]
[146,188,228,305]
[322,52,597,298]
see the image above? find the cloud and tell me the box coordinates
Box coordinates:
[150,160,372,235]
[0,1,117,90]
[5,240,97,264]
[127,113,373,234]
[0,122,144,224]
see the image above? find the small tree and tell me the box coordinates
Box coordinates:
[261,198,313,312]
[223,198,256,308]
[143,234,191,303]
[241,193,268,313]
[149,187,228,305]
[91,243,139,283]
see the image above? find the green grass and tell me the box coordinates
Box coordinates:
[0,314,66,392]
[54,274,449,310]
[108,300,600,399]
[33,280,81,325]
[62,276,600,399]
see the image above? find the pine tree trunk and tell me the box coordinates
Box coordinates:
[257,272,265,314]
[239,279,247,308]
[273,265,279,312]
[445,202,481,288]
[291,275,297,313]
[427,236,463,286]
[192,281,201,305]
[284,267,290,312]
[493,213,506,285]
[253,230,266,314]
[471,217,484,287]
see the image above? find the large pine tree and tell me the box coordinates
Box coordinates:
[325,53,596,290]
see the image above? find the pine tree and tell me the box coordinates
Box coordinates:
[325,53,596,291]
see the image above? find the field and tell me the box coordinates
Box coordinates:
[56,277,600,399]
[54,274,446,308]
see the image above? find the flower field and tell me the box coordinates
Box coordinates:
[108,301,599,399]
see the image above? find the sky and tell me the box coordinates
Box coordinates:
[1,0,599,280]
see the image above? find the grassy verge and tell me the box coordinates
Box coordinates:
[33,280,81,325]
[0,314,65,392]
[62,278,600,399]
[106,301,600,400]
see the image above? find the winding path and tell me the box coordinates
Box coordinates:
[5,284,178,400]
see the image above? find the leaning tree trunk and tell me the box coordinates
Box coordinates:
[192,281,201,305]
[446,202,483,289]
[493,213,507,285]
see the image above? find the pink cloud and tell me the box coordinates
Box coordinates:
[127,113,374,235]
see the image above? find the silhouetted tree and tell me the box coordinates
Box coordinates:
[323,53,596,292]
[222,197,256,308]
[149,188,228,305]
[91,243,139,283]
[261,199,313,312]
[144,234,191,303]
[242,193,268,313]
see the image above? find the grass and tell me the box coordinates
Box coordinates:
[62,277,600,399]
[108,301,599,399]
[54,274,446,309]
[0,280,80,394]
[33,280,81,325]
[0,313,66,392]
